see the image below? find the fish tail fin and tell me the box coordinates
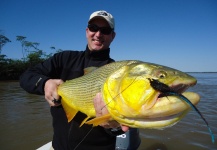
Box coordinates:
[85,114,112,126]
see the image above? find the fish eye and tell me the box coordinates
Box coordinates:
[158,71,167,79]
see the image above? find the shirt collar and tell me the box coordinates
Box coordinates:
[85,45,111,60]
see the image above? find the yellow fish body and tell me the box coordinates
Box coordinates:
[58,60,200,129]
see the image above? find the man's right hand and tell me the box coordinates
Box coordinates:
[44,79,63,106]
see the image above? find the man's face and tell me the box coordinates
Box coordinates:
[86,18,116,51]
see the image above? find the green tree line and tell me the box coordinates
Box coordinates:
[0,33,62,80]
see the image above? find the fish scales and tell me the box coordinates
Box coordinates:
[58,60,200,130]
[58,60,139,120]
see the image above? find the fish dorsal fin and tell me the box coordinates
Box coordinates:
[85,114,112,126]
[84,67,98,75]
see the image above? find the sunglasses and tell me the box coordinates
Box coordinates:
[88,24,113,35]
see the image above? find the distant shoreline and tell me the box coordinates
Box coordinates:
[186,72,217,73]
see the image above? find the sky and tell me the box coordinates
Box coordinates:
[0,0,217,72]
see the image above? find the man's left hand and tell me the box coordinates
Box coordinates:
[93,93,129,132]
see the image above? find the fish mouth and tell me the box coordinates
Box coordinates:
[146,80,200,121]
[158,83,192,98]
[119,91,200,129]
[126,111,188,129]
[130,79,200,128]
[171,83,192,93]
[147,77,197,99]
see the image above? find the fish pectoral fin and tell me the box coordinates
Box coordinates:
[85,114,112,126]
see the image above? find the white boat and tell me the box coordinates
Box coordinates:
[37,141,53,150]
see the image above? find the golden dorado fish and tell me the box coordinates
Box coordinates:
[58,60,200,129]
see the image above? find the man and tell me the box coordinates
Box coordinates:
[20,10,140,150]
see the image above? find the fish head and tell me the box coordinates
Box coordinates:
[102,61,200,129]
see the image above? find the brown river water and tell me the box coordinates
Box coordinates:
[0,73,217,150]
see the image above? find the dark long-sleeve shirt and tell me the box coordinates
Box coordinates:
[20,46,118,150]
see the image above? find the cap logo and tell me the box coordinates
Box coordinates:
[97,11,108,16]
[89,10,114,29]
